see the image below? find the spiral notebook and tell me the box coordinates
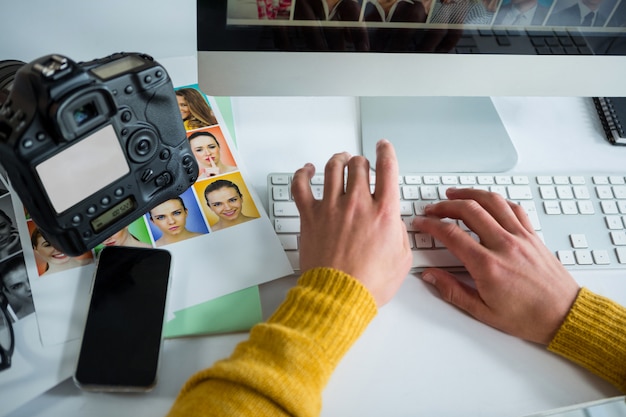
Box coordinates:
[593,97,626,145]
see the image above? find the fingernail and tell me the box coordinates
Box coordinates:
[421,272,437,285]
[377,139,389,148]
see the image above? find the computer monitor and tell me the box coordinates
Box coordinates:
[196,1,626,172]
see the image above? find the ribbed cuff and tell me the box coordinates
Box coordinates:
[267,267,378,368]
[548,287,626,392]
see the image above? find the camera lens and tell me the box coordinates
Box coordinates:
[0,60,25,104]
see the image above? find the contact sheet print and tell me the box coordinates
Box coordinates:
[0,85,292,416]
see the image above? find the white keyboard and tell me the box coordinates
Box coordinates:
[268,172,626,271]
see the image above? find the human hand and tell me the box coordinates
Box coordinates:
[200,157,220,178]
[291,140,413,307]
[412,188,580,345]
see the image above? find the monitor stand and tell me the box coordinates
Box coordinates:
[360,97,518,173]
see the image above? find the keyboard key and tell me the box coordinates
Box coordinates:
[572,186,590,199]
[596,186,614,199]
[272,186,290,201]
[557,250,576,265]
[508,185,532,200]
[460,176,477,185]
[544,201,561,215]
[403,218,419,232]
[420,186,439,200]
[606,216,624,230]
[311,186,324,200]
[540,186,557,199]
[569,234,588,248]
[273,202,299,217]
[414,233,433,248]
[616,248,626,264]
[556,186,574,199]
[278,234,298,250]
[310,175,324,185]
[271,174,290,185]
[561,201,578,214]
[490,186,507,198]
[402,186,420,200]
[442,176,458,185]
[577,200,595,214]
[613,186,626,199]
[575,250,593,265]
[477,175,494,185]
[592,250,611,265]
[400,201,414,216]
[423,176,440,185]
[610,231,626,245]
[601,201,619,214]
[405,175,422,185]
[274,218,300,233]
[414,202,431,215]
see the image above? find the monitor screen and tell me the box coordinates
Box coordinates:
[197,1,626,96]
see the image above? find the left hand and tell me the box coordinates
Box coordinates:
[291,139,413,307]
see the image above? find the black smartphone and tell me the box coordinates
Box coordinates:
[74,246,172,392]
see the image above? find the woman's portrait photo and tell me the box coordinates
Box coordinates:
[196,172,261,232]
[146,189,209,247]
[29,223,93,276]
[176,87,218,131]
[187,127,237,179]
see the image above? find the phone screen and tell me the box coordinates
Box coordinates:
[74,246,171,391]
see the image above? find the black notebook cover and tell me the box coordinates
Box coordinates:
[593,97,626,145]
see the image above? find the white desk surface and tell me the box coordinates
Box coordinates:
[8,95,626,417]
[3,2,624,415]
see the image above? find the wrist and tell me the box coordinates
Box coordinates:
[268,267,378,367]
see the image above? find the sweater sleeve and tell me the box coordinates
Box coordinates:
[166,267,378,417]
[548,287,626,392]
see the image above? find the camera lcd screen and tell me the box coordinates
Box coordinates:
[90,55,146,81]
[91,197,136,233]
[35,124,130,213]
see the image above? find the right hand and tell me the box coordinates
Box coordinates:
[412,188,580,345]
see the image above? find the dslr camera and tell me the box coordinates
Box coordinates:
[0,53,198,256]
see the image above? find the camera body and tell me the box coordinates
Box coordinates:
[0,53,198,256]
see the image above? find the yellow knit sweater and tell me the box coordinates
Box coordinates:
[167,270,626,416]
[548,287,626,392]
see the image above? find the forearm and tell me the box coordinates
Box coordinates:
[167,267,378,417]
[548,287,626,392]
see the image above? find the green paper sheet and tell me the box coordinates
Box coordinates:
[164,286,262,338]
